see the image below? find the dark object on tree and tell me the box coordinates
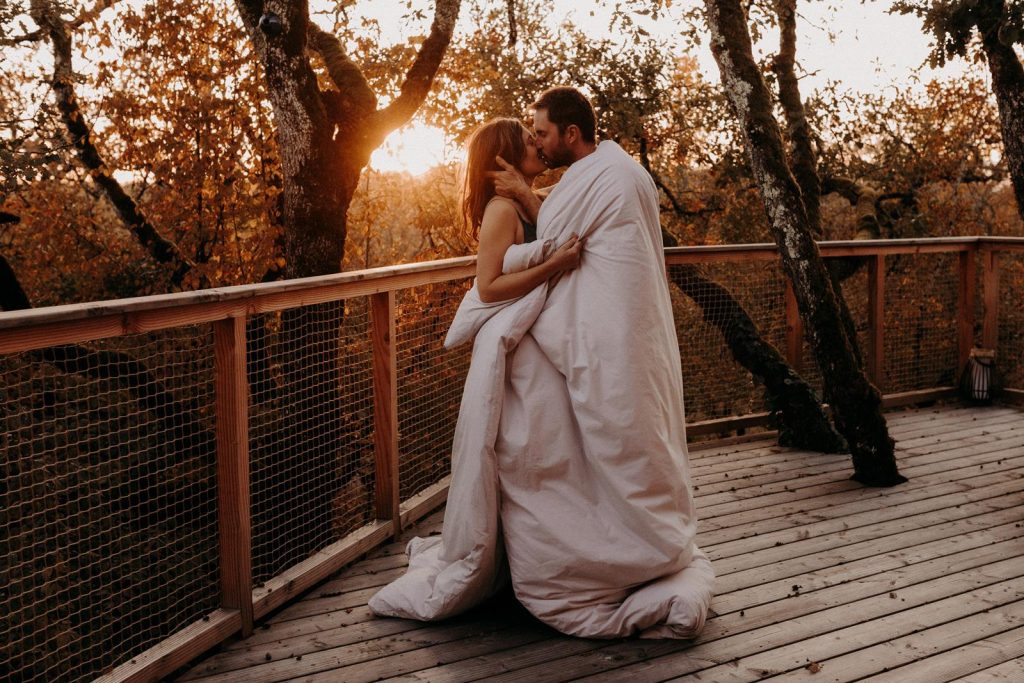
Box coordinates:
[258,12,284,37]
[960,348,1000,404]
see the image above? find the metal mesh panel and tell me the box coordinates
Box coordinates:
[884,253,959,392]
[395,279,473,500]
[1000,251,1024,390]
[0,326,219,682]
[247,300,376,585]
[668,260,787,422]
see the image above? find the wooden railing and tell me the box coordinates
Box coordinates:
[1,237,1022,682]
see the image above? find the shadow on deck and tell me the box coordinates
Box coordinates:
[179,404,1024,683]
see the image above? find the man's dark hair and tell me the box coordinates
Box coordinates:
[532,87,597,143]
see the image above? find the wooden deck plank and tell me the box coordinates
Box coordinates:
[695,430,1024,507]
[703,457,1024,556]
[757,600,1024,682]
[696,441,1024,526]
[177,406,1024,683]
[482,558,1024,683]
[185,618,521,682]
[854,624,1024,683]
[708,461,1024,570]
[370,534,1024,683]
[956,656,1024,682]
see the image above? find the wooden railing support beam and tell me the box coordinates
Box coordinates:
[371,291,401,539]
[982,247,1000,352]
[957,249,977,376]
[213,315,254,637]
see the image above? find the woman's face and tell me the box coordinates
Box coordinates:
[517,128,547,178]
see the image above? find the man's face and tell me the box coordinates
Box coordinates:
[533,109,574,168]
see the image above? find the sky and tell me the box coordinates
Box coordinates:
[366,0,971,174]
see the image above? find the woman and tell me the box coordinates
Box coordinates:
[460,118,582,302]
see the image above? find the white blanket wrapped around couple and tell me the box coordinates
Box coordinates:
[368,141,715,639]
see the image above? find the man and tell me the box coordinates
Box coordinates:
[488,86,715,638]
[371,87,714,639]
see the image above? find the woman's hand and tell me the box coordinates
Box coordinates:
[547,234,584,273]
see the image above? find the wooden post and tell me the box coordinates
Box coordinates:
[867,254,885,390]
[957,249,977,376]
[213,315,253,637]
[784,280,803,371]
[370,291,401,538]
[982,247,1000,351]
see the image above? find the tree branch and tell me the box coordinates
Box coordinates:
[506,0,517,46]
[371,0,461,138]
[772,0,822,236]
[306,22,377,117]
[0,250,32,311]
[29,0,205,290]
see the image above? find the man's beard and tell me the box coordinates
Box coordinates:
[539,144,573,168]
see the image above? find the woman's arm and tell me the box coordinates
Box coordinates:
[476,200,582,304]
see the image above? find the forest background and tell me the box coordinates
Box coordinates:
[2,0,1022,307]
[4,2,1024,678]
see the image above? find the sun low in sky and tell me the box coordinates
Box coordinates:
[370,122,460,175]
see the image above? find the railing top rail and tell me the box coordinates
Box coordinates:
[2,237,1021,339]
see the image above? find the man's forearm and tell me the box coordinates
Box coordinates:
[517,188,543,224]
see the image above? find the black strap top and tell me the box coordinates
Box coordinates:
[521,216,537,243]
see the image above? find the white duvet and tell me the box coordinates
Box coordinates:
[368,141,714,638]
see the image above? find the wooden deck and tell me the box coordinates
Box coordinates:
[179,404,1024,682]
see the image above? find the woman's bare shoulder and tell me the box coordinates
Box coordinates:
[483,195,521,217]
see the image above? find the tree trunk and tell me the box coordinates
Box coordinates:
[772,0,863,367]
[978,2,1024,220]
[704,0,905,485]
[233,0,460,568]
[660,231,843,451]
[673,263,845,451]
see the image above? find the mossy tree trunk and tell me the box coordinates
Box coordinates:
[977,1,1024,220]
[704,0,906,486]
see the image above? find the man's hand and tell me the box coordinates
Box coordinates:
[487,156,531,203]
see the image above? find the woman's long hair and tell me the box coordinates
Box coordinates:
[460,118,529,242]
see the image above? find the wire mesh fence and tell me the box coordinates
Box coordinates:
[0,326,219,683]
[395,279,473,500]
[667,260,788,422]
[1,240,1017,682]
[884,253,960,393]
[1000,251,1024,391]
[247,299,377,586]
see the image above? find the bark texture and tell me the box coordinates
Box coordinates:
[704,0,905,486]
[673,264,845,451]
[772,0,863,366]
[978,1,1024,219]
